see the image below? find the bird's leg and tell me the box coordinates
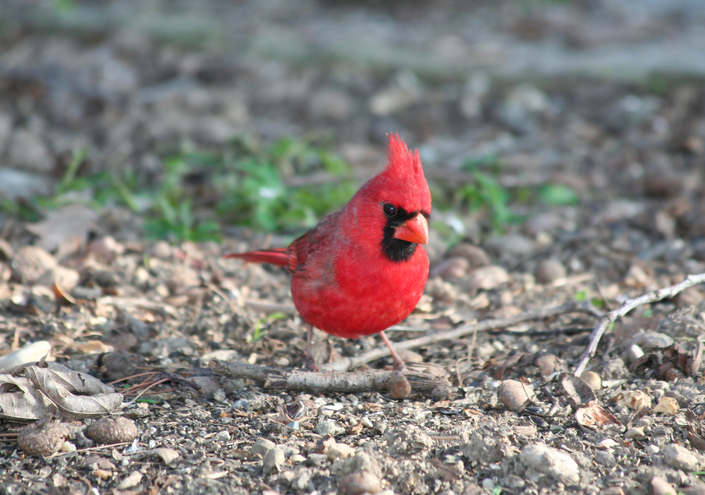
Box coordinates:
[304,324,320,372]
[380,331,406,371]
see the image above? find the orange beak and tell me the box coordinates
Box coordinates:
[393,213,428,245]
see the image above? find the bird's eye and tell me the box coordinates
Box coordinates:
[383,203,397,217]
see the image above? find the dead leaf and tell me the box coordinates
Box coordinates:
[26,204,98,255]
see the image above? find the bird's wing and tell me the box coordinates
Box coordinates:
[287,211,340,277]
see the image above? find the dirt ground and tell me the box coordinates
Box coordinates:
[2,1,705,494]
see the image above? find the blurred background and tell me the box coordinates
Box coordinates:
[0,0,704,252]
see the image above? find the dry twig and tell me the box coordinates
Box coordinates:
[573,273,705,377]
[209,361,450,399]
[322,301,602,372]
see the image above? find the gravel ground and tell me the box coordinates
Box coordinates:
[1,1,705,494]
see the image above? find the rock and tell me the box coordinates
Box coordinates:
[520,443,580,485]
[618,390,652,410]
[534,259,566,284]
[653,397,679,415]
[651,476,677,495]
[580,371,602,391]
[251,438,276,458]
[447,243,490,268]
[369,71,422,116]
[338,471,381,495]
[263,447,285,474]
[498,380,534,413]
[466,265,509,291]
[316,420,341,437]
[431,257,468,281]
[11,246,57,284]
[327,443,355,461]
[85,416,139,445]
[663,444,701,471]
[88,236,124,264]
[486,234,535,258]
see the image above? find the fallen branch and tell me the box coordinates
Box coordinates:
[573,273,705,377]
[209,361,450,399]
[322,301,603,372]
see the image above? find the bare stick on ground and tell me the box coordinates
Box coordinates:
[209,361,450,399]
[573,273,705,377]
[322,301,603,372]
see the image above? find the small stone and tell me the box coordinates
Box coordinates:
[85,416,138,445]
[498,380,534,413]
[486,234,535,257]
[534,259,566,284]
[624,428,646,440]
[263,447,285,474]
[520,443,580,485]
[580,371,602,391]
[466,265,509,291]
[387,371,411,400]
[397,349,423,364]
[651,476,677,495]
[653,396,679,415]
[618,390,651,410]
[646,445,660,455]
[214,430,231,442]
[327,443,355,462]
[663,444,701,471]
[290,454,305,464]
[11,246,57,284]
[293,470,312,491]
[447,243,490,268]
[432,257,468,281]
[626,344,645,362]
[151,241,172,259]
[17,423,70,456]
[338,471,381,495]
[251,438,276,458]
[316,420,340,437]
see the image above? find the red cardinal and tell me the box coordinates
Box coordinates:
[224,134,431,371]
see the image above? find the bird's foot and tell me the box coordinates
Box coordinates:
[392,359,407,372]
[303,356,320,372]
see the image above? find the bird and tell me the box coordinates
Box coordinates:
[224,134,431,371]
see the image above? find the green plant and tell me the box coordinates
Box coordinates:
[248,312,286,343]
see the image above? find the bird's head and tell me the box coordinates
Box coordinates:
[347,134,432,262]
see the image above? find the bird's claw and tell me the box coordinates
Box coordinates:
[303,357,320,372]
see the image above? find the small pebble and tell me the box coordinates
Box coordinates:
[433,257,468,281]
[618,390,651,410]
[316,420,340,437]
[263,447,285,474]
[467,265,509,291]
[327,443,355,461]
[534,259,566,284]
[580,371,602,391]
[663,444,701,471]
[520,443,580,485]
[447,243,490,268]
[498,380,534,413]
[251,438,276,458]
[624,428,646,440]
[338,471,381,495]
[646,445,660,455]
[651,476,677,495]
[653,396,679,415]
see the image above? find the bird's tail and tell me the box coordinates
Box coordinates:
[223,248,289,267]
